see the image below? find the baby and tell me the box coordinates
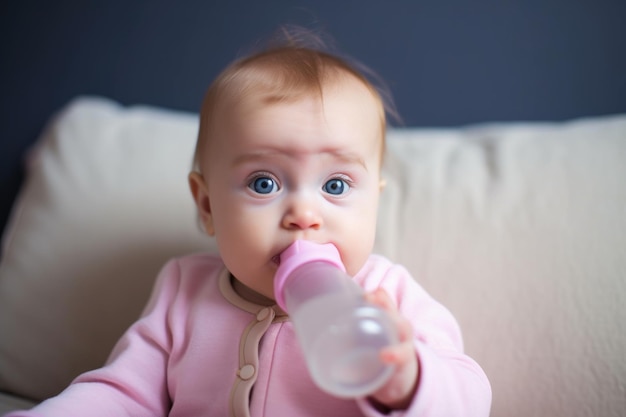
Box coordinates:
[6,33,491,417]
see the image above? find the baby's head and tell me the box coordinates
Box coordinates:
[190,34,396,299]
[193,44,394,170]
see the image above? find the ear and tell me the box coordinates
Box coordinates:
[188,171,215,236]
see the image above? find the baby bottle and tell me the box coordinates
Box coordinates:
[274,240,398,398]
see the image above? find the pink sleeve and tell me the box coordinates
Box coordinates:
[356,261,492,417]
[4,260,181,417]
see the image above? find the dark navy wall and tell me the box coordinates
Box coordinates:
[1,0,625,236]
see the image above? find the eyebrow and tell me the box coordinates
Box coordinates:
[233,148,367,170]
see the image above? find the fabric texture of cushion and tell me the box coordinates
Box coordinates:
[0,97,213,400]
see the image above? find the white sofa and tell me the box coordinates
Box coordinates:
[1,97,625,416]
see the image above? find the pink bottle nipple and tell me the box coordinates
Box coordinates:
[274,240,345,310]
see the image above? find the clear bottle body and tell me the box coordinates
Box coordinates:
[281,261,397,398]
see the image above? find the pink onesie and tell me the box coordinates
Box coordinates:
[5,253,491,416]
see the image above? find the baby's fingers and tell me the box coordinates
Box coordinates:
[380,318,414,365]
[365,288,410,342]
[365,288,396,312]
[365,288,419,409]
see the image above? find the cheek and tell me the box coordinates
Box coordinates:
[334,194,380,276]
[341,233,376,277]
[211,195,278,237]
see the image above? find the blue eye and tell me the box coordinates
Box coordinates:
[323,178,350,195]
[249,176,279,194]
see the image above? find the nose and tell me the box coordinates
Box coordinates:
[281,197,323,231]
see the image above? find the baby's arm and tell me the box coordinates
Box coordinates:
[4,260,180,417]
[356,262,492,416]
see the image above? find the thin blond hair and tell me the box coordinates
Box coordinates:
[193,27,399,171]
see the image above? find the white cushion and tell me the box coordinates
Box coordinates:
[0,97,213,400]
[1,96,625,417]
[377,119,626,416]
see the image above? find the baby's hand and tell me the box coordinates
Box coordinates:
[365,288,419,411]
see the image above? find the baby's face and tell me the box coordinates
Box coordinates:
[194,77,384,299]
